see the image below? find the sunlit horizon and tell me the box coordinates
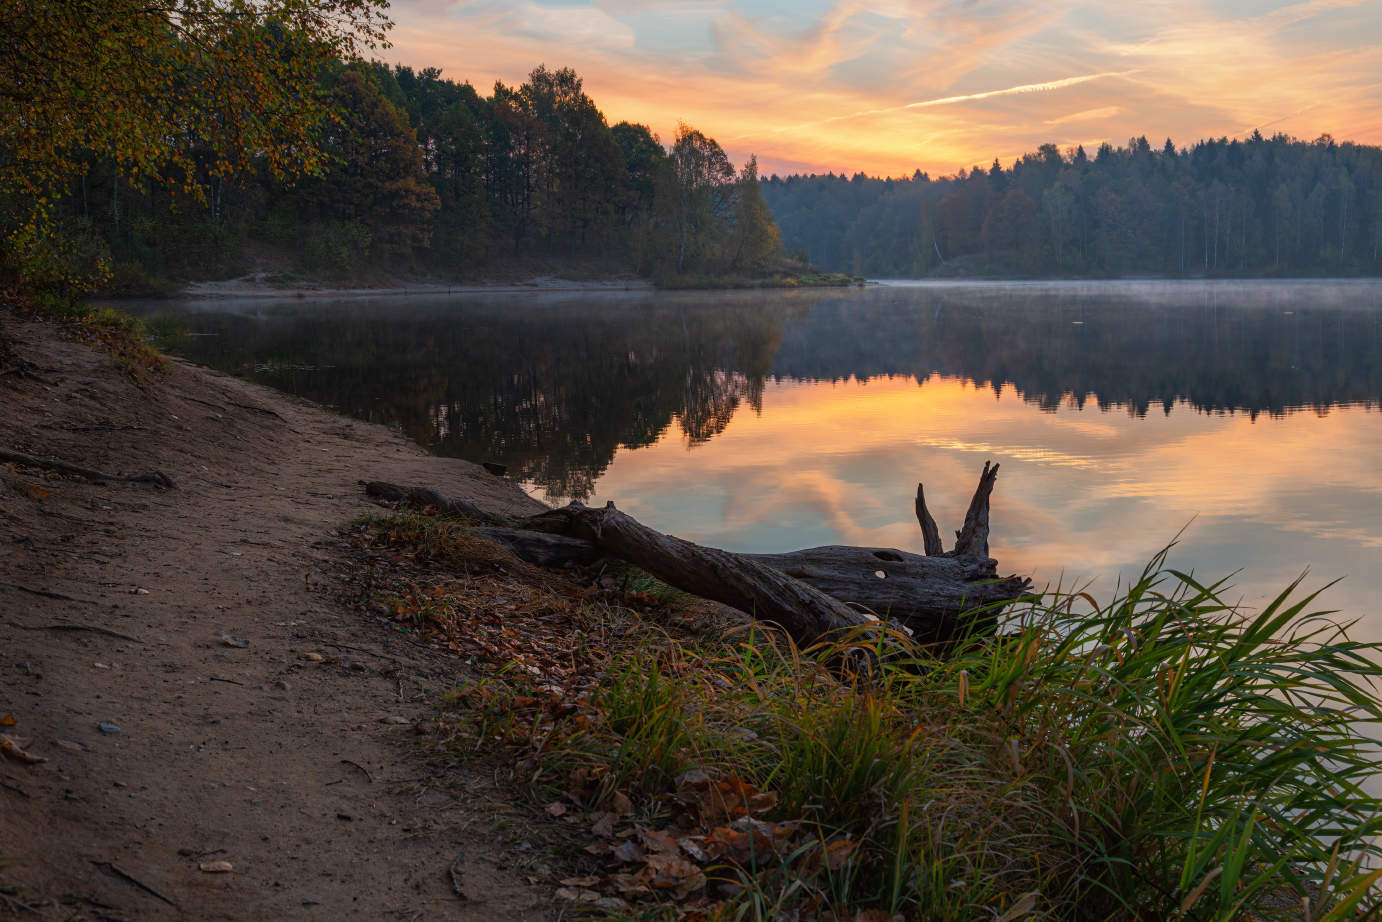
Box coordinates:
[384,0,1382,176]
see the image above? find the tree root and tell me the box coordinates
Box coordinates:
[1,447,175,489]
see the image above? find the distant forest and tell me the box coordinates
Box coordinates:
[763,135,1382,278]
[48,63,778,289]
[44,54,1382,285]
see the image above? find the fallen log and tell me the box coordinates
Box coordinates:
[0,447,175,489]
[743,545,1027,643]
[531,500,876,645]
[365,464,1032,647]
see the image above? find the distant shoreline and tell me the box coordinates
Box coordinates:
[103,272,1382,303]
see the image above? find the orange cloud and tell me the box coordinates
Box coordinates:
[384,0,1382,176]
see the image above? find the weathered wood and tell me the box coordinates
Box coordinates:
[914,483,943,556]
[952,461,998,559]
[534,501,876,646]
[744,545,1029,643]
[429,524,1024,641]
[473,527,601,568]
[0,447,175,489]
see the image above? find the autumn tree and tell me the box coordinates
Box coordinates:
[725,156,780,272]
[654,124,736,273]
[1,0,390,289]
[291,67,439,273]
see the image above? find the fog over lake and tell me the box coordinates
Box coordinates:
[131,280,1382,633]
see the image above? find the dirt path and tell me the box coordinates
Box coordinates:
[1,313,554,920]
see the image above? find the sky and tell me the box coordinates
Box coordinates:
[382,0,1382,177]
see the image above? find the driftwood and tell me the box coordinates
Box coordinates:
[0,447,175,489]
[914,483,943,556]
[526,501,875,644]
[365,464,1031,647]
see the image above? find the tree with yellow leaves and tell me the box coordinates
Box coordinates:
[1,0,391,290]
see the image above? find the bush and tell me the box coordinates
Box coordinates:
[303,220,372,277]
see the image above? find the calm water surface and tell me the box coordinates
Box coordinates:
[131,280,1382,631]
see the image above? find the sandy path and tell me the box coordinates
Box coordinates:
[1,313,553,920]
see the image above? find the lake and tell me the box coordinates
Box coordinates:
[131,280,1382,632]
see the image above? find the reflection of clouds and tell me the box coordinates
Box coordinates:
[587,374,1382,623]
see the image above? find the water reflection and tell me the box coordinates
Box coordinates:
[136,280,1382,626]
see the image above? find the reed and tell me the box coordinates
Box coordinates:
[447,549,1382,920]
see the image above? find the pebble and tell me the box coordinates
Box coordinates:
[97,721,120,734]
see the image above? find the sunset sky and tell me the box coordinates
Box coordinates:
[384,0,1382,177]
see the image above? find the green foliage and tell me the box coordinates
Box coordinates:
[14,52,786,289]
[303,220,374,275]
[2,0,390,291]
[462,555,1382,920]
[763,134,1382,278]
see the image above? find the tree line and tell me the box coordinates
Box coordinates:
[762,134,1382,278]
[19,60,781,291]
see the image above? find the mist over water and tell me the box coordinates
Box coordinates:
[131,280,1382,634]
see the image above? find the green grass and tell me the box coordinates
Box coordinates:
[447,549,1382,920]
[14,292,168,381]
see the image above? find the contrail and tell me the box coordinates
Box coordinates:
[751,70,1137,138]
[903,71,1137,109]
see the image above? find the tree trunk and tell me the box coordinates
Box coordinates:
[530,500,876,646]
[364,464,1031,648]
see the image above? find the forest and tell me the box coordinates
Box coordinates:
[763,134,1382,278]
[28,50,1382,288]
[21,62,781,291]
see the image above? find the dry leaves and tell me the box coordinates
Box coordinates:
[0,733,46,764]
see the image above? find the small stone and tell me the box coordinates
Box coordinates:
[301,652,323,663]
[199,860,233,873]
[97,721,120,734]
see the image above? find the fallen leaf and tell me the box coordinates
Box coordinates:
[199,860,233,873]
[825,838,857,871]
[611,789,633,816]
[545,801,568,817]
[612,840,645,863]
[553,887,600,903]
[301,652,323,663]
[0,734,45,764]
[590,811,615,838]
[559,875,602,887]
[677,836,709,863]
[748,790,778,813]
[853,911,897,922]
[0,714,14,727]
[640,827,680,855]
[29,484,50,500]
[645,852,706,899]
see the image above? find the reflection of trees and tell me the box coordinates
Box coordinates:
[156,286,1382,500]
[772,288,1382,419]
[159,294,794,499]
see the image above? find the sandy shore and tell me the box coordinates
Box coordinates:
[0,310,553,920]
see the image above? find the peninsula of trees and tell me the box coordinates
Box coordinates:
[764,135,1382,278]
